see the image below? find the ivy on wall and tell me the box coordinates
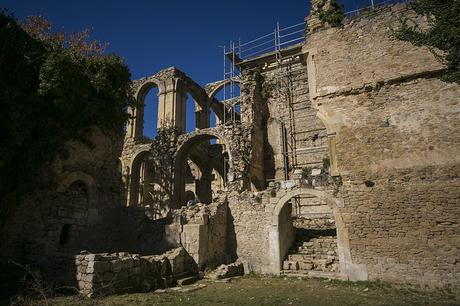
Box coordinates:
[316,0,344,27]
[396,0,460,83]
[0,12,133,227]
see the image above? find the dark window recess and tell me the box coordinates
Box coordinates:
[68,181,88,199]
[59,224,72,245]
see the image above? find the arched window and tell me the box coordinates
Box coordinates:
[67,180,89,200]
[185,93,197,133]
[143,85,159,138]
[128,81,161,139]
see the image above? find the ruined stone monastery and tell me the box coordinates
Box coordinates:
[1,0,459,296]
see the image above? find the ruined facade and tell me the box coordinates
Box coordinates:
[1,1,459,297]
[120,1,459,288]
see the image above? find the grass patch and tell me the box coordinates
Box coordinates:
[32,275,458,306]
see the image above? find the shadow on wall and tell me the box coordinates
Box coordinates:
[226,206,238,263]
[0,179,181,301]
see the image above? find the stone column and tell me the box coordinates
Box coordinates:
[157,78,187,133]
[195,104,210,130]
[240,71,266,191]
[196,165,213,204]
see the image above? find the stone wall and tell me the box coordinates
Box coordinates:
[225,183,347,276]
[0,130,123,283]
[75,247,195,297]
[303,3,460,287]
[0,129,175,287]
[169,197,228,270]
[226,191,272,274]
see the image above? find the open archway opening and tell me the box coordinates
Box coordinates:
[173,133,230,208]
[128,81,162,139]
[143,86,159,138]
[128,150,169,219]
[128,151,151,207]
[271,190,340,278]
[210,108,217,128]
[185,93,197,133]
[210,81,241,125]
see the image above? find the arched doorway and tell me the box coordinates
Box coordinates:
[269,188,366,281]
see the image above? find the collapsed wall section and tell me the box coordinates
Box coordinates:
[75,247,195,297]
[168,197,229,270]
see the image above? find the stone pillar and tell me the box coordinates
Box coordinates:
[157,78,187,133]
[196,165,213,204]
[240,71,266,191]
[126,107,136,138]
[195,104,210,129]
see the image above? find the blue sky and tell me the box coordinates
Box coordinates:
[2,0,377,136]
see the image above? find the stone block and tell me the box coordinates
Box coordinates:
[121,258,134,269]
[111,259,122,272]
[299,262,314,270]
[206,262,244,280]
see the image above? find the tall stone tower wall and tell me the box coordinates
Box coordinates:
[302,3,460,286]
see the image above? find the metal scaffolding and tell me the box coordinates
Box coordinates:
[222,41,241,125]
[345,0,411,18]
[222,20,306,179]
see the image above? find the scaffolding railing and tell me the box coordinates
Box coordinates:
[222,0,411,64]
[227,21,305,62]
[345,0,411,18]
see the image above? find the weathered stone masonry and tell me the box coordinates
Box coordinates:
[1,1,459,296]
[302,3,460,286]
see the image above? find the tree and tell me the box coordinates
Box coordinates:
[148,122,180,211]
[316,0,344,27]
[396,0,460,83]
[0,12,133,227]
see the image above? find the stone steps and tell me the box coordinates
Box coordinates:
[287,254,336,261]
[281,270,341,280]
[283,234,339,274]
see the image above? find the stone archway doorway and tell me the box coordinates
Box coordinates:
[269,188,368,281]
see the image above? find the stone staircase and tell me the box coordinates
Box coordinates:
[282,229,340,278]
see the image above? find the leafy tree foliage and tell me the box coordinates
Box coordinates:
[316,0,344,26]
[148,123,180,209]
[0,12,133,226]
[396,0,460,83]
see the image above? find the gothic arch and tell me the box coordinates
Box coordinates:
[208,79,242,123]
[128,78,163,138]
[127,149,152,207]
[208,78,242,101]
[173,129,232,207]
[182,80,208,113]
[316,110,336,135]
[134,78,163,102]
[272,188,339,226]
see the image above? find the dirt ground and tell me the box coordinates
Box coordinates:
[8,275,460,306]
